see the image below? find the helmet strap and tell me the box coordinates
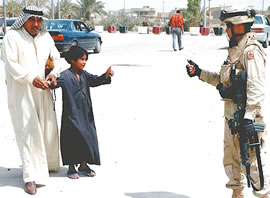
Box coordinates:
[226,22,253,48]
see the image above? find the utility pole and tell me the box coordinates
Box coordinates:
[203,0,206,27]
[51,0,54,19]
[3,0,6,35]
[262,0,264,14]
[58,0,60,19]
[208,0,211,27]
[162,0,165,23]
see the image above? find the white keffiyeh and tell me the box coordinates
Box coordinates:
[11,5,47,32]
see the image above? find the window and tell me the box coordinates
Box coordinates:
[46,20,69,30]
[79,22,88,32]
[73,21,81,31]
[254,16,263,24]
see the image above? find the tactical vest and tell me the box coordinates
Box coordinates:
[220,32,266,87]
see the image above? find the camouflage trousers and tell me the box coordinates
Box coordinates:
[224,118,270,197]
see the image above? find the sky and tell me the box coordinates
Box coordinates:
[101,0,268,12]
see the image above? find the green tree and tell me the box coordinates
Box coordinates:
[57,0,77,19]
[76,0,107,25]
[21,0,49,8]
[99,10,142,31]
[6,0,23,17]
[44,0,76,19]
[186,0,201,26]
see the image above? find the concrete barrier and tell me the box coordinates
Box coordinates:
[138,26,148,34]
[190,27,200,36]
[95,26,104,33]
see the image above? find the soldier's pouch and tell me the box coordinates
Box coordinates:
[220,63,231,86]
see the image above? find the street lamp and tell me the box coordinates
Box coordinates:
[204,0,206,27]
[51,0,54,19]
[262,0,264,14]
[3,0,6,35]
[58,0,60,19]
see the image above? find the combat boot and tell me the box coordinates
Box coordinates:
[232,189,244,198]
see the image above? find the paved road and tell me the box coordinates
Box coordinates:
[0,32,270,197]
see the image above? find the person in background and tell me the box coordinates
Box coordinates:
[169,9,184,51]
[142,18,149,34]
[1,6,62,195]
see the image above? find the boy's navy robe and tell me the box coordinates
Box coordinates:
[55,69,111,165]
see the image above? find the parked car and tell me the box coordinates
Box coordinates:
[0,17,16,39]
[251,15,270,48]
[45,19,102,54]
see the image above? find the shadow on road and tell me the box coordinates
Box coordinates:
[0,167,24,189]
[218,46,228,50]
[158,50,175,52]
[0,166,68,189]
[125,191,191,198]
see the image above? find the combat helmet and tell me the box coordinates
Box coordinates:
[220,6,256,24]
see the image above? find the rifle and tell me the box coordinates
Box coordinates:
[227,64,265,191]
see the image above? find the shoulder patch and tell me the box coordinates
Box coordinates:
[247,50,254,60]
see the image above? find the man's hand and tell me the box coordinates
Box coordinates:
[33,77,49,90]
[105,66,114,78]
[45,73,57,86]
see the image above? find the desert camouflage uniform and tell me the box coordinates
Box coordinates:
[199,32,270,197]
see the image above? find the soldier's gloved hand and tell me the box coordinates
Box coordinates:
[216,83,233,99]
[186,59,201,77]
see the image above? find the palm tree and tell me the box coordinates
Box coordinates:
[76,0,107,25]
[57,0,77,19]
[6,0,23,17]
[22,0,49,7]
[45,0,76,19]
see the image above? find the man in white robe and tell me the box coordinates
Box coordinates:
[1,6,61,195]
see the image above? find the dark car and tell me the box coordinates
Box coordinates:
[45,19,102,54]
[0,17,16,39]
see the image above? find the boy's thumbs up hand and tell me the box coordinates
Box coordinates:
[106,66,114,78]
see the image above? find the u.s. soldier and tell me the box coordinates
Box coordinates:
[186,7,270,198]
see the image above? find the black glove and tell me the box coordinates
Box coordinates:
[186,59,201,77]
[216,83,234,99]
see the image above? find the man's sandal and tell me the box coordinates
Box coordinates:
[67,169,80,179]
[78,165,96,177]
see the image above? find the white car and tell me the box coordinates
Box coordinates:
[0,17,16,39]
[251,15,270,48]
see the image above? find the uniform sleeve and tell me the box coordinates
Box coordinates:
[85,71,111,87]
[47,33,62,78]
[2,31,36,84]
[199,69,220,87]
[243,46,266,120]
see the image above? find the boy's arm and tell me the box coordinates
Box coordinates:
[85,71,111,87]
[49,75,64,89]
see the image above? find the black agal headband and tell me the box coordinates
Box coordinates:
[23,7,43,16]
[220,9,256,21]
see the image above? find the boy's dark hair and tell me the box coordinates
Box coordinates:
[176,10,181,14]
[64,46,88,64]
